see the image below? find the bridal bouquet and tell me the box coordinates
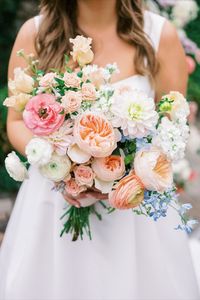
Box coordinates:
[4,35,197,241]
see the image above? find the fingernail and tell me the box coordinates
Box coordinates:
[75,204,80,208]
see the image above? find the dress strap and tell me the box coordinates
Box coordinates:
[34,15,42,31]
[144,10,166,52]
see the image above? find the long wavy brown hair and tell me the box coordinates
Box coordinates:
[36,0,158,79]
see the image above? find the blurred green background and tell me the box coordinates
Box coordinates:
[0,0,200,194]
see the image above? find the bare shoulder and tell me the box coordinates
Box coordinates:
[8,17,37,79]
[155,19,188,99]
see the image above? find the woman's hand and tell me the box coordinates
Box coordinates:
[62,188,108,208]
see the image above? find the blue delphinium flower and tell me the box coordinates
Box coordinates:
[136,138,151,151]
[175,219,198,234]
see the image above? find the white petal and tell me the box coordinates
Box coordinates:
[94,178,114,194]
[67,144,91,163]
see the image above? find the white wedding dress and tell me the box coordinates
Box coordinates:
[0,11,199,300]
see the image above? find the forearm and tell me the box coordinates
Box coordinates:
[7,119,33,157]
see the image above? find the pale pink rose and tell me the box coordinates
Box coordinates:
[92,155,125,182]
[109,171,144,209]
[3,93,31,112]
[23,94,65,136]
[61,91,82,113]
[47,120,74,155]
[134,147,173,193]
[81,83,97,101]
[82,70,104,89]
[39,72,56,87]
[70,35,94,67]
[64,178,86,197]
[74,165,94,187]
[73,112,117,157]
[63,72,81,88]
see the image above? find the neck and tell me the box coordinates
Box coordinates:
[77,0,117,31]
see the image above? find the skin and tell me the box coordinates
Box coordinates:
[7,0,188,207]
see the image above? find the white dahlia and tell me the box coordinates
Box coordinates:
[111,89,158,138]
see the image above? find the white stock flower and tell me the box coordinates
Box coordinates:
[111,89,158,138]
[172,0,199,28]
[40,153,71,182]
[152,117,189,161]
[5,151,28,182]
[25,138,53,166]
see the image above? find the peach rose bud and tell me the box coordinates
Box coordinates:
[134,147,173,193]
[109,172,144,209]
[61,91,82,113]
[74,165,94,187]
[63,72,81,88]
[81,83,97,101]
[92,155,125,182]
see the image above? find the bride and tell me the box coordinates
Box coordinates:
[0,0,199,299]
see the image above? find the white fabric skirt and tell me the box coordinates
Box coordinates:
[0,166,199,300]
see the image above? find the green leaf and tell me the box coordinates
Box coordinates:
[64,54,70,64]
[124,154,133,165]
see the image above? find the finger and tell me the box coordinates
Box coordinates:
[63,194,81,208]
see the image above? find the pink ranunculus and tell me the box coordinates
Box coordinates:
[23,94,65,136]
[92,155,125,182]
[74,165,94,187]
[109,171,144,209]
[73,112,117,157]
[39,72,56,87]
[134,147,173,193]
[64,178,86,197]
[61,91,82,113]
[63,72,81,88]
[81,82,97,101]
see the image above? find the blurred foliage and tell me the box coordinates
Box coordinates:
[0,0,200,193]
[186,0,200,105]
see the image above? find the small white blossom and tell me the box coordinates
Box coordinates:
[172,0,199,28]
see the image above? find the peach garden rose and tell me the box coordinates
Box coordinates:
[92,155,125,182]
[81,82,97,101]
[134,147,173,193]
[73,112,117,157]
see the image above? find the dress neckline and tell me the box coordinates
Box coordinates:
[111,74,145,85]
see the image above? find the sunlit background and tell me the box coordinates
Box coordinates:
[0,0,200,282]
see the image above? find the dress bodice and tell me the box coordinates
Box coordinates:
[34,10,166,98]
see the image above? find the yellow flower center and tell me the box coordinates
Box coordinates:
[128,103,142,120]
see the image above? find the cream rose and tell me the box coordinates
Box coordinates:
[8,67,34,95]
[61,91,82,113]
[70,35,94,67]
[134,147,173,193]
[81,82,97,101]
[74,165,94,187]
[3,93,31,112]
